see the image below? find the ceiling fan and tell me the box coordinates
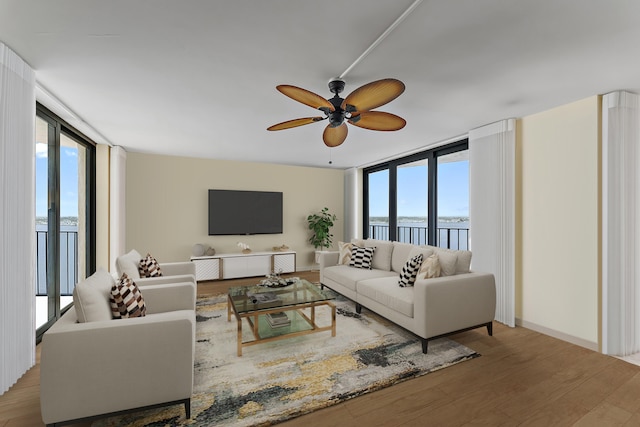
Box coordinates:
[267,78,406,147]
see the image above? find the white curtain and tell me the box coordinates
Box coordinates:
[344,168,358,241]
[469,119,516,327]
[602,91,640,356]
[109,146,127,272]
[0,43,36,395]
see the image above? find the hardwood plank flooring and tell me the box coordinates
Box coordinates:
[2,271,640,426]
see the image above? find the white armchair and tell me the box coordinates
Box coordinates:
[40,269,196,427]
[115,249,196,286]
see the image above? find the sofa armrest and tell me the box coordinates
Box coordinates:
[141,282,196,314]
[40,308,195,424]
[159,261,196,277]
[318,251,339,284]
[135,273,196,287]
[413,272,496,339]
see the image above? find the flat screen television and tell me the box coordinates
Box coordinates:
[208,189,283,235]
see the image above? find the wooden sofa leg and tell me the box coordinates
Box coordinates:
[487,322,493,336]
[421,339,428,354]
[355,303,362,314]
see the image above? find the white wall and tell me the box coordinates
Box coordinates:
[125,153,344,271]
[518,96,600,348]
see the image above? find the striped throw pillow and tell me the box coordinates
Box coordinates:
[110,273,147,319]
[349,246,376,269]
[399,253,424,287]
[139,253,163,278]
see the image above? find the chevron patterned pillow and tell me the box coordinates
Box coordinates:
[399,253,424,287]
[349,246,376,269]
[110,273,147,319]
[138,253,163,278]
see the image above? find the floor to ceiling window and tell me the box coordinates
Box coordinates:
[35,104,96,339]
[364,139,468,248]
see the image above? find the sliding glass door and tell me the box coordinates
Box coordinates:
[363,139,468,248]
[35,105,95,338]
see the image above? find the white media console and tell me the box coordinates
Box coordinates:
[190,251,296,281]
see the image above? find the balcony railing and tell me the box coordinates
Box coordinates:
[35,228,78,296]
[369,225,469,250]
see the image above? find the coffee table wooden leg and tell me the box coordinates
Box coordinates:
[311,305,316,329]
[237,316,243,356]
[331,303,336,337]
[227,295,231,322]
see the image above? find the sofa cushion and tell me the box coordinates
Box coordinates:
[323,265,397,292]
[426,245,472,274]
[417,253,441,279]
[398,253,423,287]
[139,253,163,278]
[116,249,142,279]
[435,250,458,276]
[365,239,393,271]
[72,268,115,323]
[337,241,353,265]
[391,242,417,273]
[349,246,376,269]
[357,277,414,318]
[110,273,147,319]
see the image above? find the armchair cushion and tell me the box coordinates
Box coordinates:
[116,249,143,279]
[73,268,115,323]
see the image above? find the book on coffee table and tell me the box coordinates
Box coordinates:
[266,312,290,328]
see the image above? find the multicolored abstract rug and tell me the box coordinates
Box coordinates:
[94,292,478,426]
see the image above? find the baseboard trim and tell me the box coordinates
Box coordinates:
[516,318,598,352]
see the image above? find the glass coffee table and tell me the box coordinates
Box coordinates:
[227,279,336,356]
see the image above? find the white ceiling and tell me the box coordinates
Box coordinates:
[2,0,640,169]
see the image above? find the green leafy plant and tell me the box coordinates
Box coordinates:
[306,207,337,251]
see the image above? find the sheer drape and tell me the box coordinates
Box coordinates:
[109,146,126,271]
[469,119,516,327]
[0,43,36,395]
[602,91,640,356]
[344,168,358,241]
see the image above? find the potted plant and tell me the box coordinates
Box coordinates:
[307,207,337,253]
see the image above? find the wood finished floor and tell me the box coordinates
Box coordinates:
[2,271,640,426]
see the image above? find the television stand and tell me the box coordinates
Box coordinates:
[190,251,296,281]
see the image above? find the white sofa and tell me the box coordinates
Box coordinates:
[40,269,196,427]
[319,239,496,353]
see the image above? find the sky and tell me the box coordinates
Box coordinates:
[369,160,469,218]
[35,143,80,218]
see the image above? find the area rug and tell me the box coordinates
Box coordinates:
[94,292,479,426]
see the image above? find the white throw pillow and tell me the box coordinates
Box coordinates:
[73,268,115,323]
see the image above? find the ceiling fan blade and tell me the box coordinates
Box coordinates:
[341,78,405,113]
[348,111,406,131]
[277,85,334,111]
[323,123,348,147]
[267,117,325,131]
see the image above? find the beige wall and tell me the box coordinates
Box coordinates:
[517,96,601,347]
[125,153,344,271]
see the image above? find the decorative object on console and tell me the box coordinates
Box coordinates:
[193,243,215,257]
[237,242,251,254]
[272,244,290,252]
[267,78,406,148]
